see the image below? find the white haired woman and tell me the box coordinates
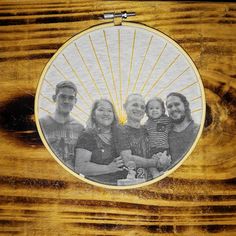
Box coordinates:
[118,94,171,181]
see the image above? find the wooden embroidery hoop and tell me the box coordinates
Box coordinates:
[35,12,206,189]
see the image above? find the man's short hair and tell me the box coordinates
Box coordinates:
[166,92,192,121]
[124,93,145,107]
[55,81,77,96]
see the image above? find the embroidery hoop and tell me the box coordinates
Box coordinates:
[35,12,206,189]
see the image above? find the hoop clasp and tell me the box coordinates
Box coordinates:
[103,11,136,26]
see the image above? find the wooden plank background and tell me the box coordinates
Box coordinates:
[0,0,235,235]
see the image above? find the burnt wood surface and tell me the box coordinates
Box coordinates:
[0,1,235,235]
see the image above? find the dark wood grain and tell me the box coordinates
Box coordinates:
[0,1,236,235]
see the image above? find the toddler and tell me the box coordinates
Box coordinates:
[145,97,172,178]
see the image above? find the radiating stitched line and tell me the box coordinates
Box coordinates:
[103,30,120,116]
[53,64,90,108]
[178,81,198,92]
[126,30,136,98]
[62,53,93,102]
[74,43,102,98]
[144,54,180,98]
[89,35,115,106]
[156,67,190,96]
[132,35,153,93]
[140,43,167,93]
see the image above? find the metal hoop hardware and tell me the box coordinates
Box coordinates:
[103,11,136,26]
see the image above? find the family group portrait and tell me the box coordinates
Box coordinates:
[39,80,200,186]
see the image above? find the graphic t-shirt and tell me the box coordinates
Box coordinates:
[40,115,84,170]
[117,125,151,180]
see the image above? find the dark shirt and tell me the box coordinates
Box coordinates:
[168,120,199,167]
[76,128,127,185]
[117,125,151,180]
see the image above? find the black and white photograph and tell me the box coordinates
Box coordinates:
[35,23,205,188]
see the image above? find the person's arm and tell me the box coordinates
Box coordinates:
[75,148,124,176]
[120,150,157,168]
[116,127,157,168]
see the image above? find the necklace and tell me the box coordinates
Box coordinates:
[98,132,112,145]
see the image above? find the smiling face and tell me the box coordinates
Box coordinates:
[124,95,145,123]
[54,87,77,115]
[94,100,114,128]
[166,95,186,123]
[147,100,163,119]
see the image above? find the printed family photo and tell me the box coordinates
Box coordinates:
[36,25,205,187]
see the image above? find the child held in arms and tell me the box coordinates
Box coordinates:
[145,97,172,178]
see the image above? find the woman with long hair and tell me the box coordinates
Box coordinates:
[75,99,127,186]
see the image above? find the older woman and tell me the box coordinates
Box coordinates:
[118,94,171,181]
[75,99,127,186]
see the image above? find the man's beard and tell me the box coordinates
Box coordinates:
[170,113,186,124]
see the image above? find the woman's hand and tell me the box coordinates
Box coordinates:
[75,149,124,176]
[108,156,124,173]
